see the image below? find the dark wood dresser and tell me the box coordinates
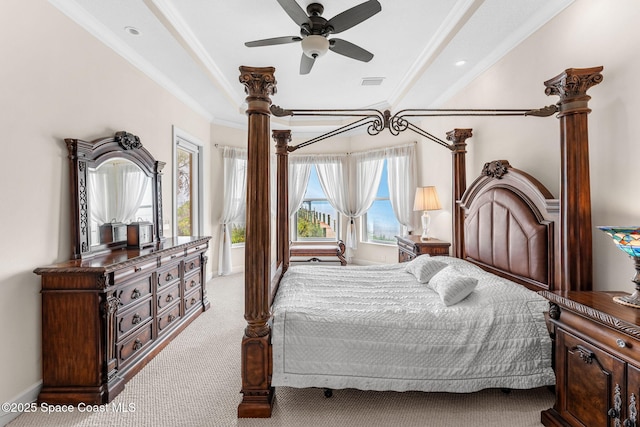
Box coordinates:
[395,235,450,262]
[34,236,210,405]
[540,290,640,427]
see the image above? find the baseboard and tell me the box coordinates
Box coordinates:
[0,381,42,427]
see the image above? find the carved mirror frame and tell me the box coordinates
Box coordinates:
[66,131,165,259]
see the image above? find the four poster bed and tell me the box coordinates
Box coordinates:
[236,66,603,418]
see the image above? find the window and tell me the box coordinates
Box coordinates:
[364,159,402,244]
[229,158,247,246]
[173,127,203,237]
[293,167,340,241]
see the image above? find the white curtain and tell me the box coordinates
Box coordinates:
[218,147,247,276]
[89,161,149,224]
[386,144,417,233]
[348,150,385,255]
[315,152,384,259]
[288,155,314,216]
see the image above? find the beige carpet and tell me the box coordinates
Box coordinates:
[9,273,554,427]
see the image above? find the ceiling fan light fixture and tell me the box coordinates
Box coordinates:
[301,35,330,58]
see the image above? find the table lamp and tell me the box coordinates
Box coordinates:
[413,186,441,241]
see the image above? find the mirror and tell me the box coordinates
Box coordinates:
[66,131,165,259]
[88,158,154,247]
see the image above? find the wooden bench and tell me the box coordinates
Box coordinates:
[289,240,347,266]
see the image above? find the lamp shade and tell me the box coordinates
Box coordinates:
[598,226,640,257]
[413,186,441,211]
[301,35,329,58]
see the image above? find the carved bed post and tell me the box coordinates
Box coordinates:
[273,130,291,272]
[544,66,603,292]
[448,128,473,259]
[238,66,277,418]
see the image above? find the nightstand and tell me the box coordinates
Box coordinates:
[540,290,640,427]
[395,235,450,262]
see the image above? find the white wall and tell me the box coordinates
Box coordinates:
[0,0,213,409]
[435,0,640,292]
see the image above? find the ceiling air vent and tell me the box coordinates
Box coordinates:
[361,77,385,86]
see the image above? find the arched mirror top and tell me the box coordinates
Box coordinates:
[66,131,165,259]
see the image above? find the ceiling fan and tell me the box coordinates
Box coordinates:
[245,0,382,75]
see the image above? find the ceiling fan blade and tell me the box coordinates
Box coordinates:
[277,0,309,27]
[245,36,302,47]
[300,53,315,75]
[329,38,374,62]
[327,0,381,34]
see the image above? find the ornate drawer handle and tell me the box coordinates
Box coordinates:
[171,254,177,259]
[190,280,196,288]
[134,266,141,273]
[165,273,174,281]
[166,294,174,303]
[168,314,176,323]
[131,289,141,300]
[576,345,594,364]
[624,393,638,427]
[190,298,197,306]
[133,339,143,351]
[189,262,195,270]
[617,339,627,348]
[610,384,622,421]
[131,314,142,325]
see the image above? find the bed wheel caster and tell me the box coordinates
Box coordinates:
[323,388,333,398]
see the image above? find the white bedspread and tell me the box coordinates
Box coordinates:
[271,256,554,392]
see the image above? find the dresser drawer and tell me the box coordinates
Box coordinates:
[157,265,180,288]
[157,282,180,311]
[185,243,207,257]
[184,289,203,313]
[159,249,184,267]
[184,255,201,275]
[184,271,202,294]
[116,299,153,338]
[116,276,153,309]
[117,322,152,365]
[157,303,181,333]
[113,259,157,284]
[557,307,640,362]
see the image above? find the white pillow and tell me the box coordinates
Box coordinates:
[429,266,478,306]
[404,256,447,283]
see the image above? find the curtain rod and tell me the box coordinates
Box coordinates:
[289,141,417,157]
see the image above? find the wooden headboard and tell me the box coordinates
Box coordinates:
[458,160,559,292]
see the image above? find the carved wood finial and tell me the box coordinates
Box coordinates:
[114,131,142,150]
[273,129,292,155]
[447,128,473,152]
[544,66,603,116]
[239,66,276,106]
[482,160,511,179]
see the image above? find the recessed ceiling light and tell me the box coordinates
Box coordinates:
[455,60,467,67]
[361,77,385,86]
[124,26,141,36]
